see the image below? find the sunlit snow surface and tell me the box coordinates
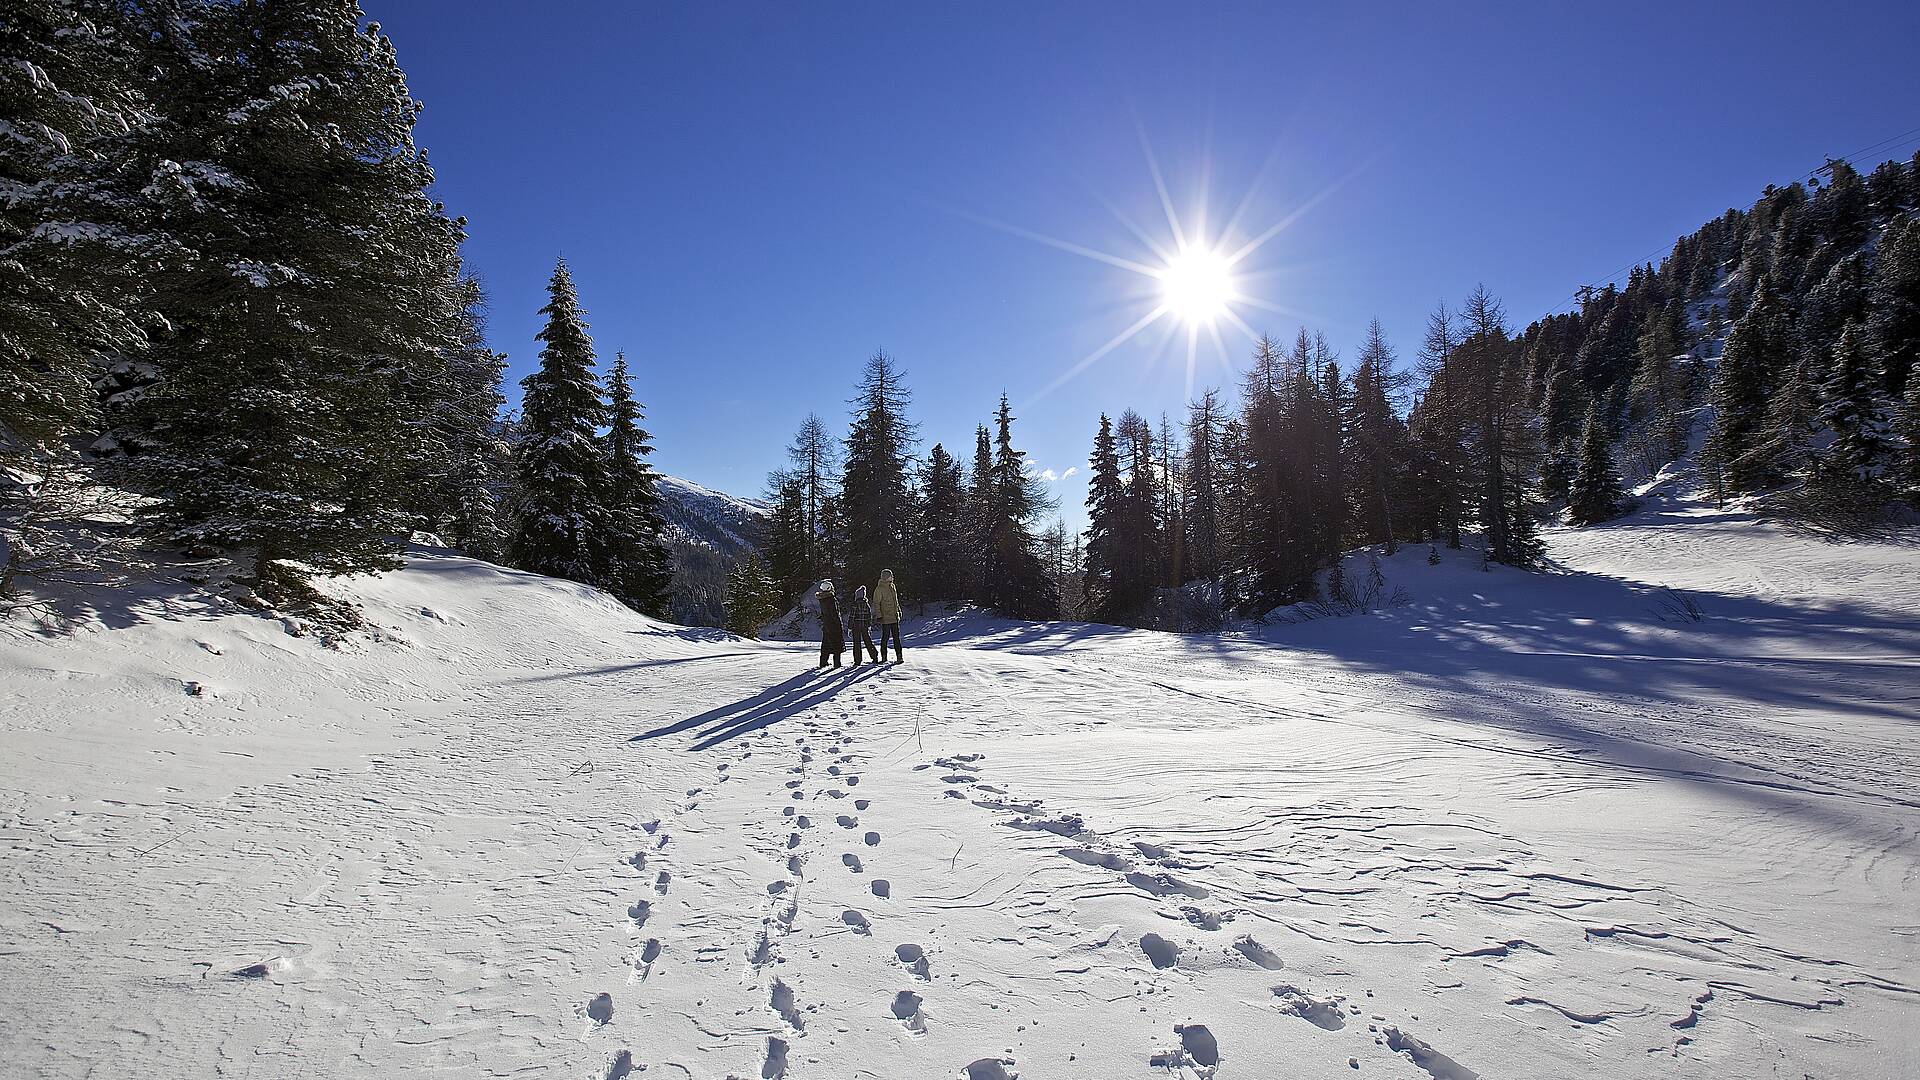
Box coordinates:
[3,487,1917,1078]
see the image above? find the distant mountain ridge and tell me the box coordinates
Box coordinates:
[655,474,768,626]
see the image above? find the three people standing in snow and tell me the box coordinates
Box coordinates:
[816,570,904,668]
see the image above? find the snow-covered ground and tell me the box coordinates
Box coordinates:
[4,489,1918,1078]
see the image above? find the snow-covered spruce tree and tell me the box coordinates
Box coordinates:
[131,5,466,581]
[723,553,780,637]
[599,351,673,615]
[1342,320,1410,553]
[1703,273,1794,500]
[967,424,993,599]
[760,474,810,606]
[1869,217,1920,402]
[1624,303,1692,475]
[1811,323,1895,496]
[1567,405,1623,526]
[917,443,967,601]
[420,275,508,550]
[1409,303,1467,548]
[1080,414,1122,621]
[508,260,610,584]
[0,0,155,465]
[841,350,917,595]
[1898,369,1920,500]
[1183,389,1225,577]
[784,413,837,582]
[980,394,1056,619]
[1456,287,1542,567]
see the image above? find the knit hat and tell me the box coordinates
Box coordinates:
[856,585,869,600]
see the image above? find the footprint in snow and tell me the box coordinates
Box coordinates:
[842,909,871,935]
[895,942,930,979]
[842,853,863,873]
[1233,935,1285,969]
[964,1057,1017,1080]
[787,832,801,849]
[854,799,870,810]
[890,990,926,1033]
[604,1049,634,1080]
[654,870,671,895]
[627,900,651,929]
[796,816,811,828]
[761,1035,789,1078]
[584,991,613,1025]
[1140,932,1180,969]
[771,979,804,1030]
[767,880,789,895]
[836,815,858,828]
[787,855,804,876]
[863,831,881,846]
[870,878,891,898]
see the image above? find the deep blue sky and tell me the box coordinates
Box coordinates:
[372,1,1920,516]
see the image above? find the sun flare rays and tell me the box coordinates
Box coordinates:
[956,129,1349,400]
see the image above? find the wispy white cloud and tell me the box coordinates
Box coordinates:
[1036,466,1080,484]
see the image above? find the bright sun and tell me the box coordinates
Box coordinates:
[1158,245,1236,327]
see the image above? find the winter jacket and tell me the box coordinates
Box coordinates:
[873,574,901,624]
[818,592,845,648]
[847,591,873,630]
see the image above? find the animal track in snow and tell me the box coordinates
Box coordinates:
[842,853,863,872]
[870,878,890,898]
[841,909,871,935]
[1140,932,1180,969]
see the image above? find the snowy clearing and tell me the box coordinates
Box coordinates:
[4,497,1918,1079]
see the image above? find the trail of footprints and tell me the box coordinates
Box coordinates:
[923,750,1481,1080]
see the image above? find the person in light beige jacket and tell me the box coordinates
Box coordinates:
[872,568,903,662]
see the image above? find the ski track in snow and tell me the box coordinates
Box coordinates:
[3,498,1919,1077]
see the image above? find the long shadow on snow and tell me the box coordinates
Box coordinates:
[631,666,887,750]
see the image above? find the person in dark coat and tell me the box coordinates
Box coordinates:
[816,581,844,668]
[846,584,879,665]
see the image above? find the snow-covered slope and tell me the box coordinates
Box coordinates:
[4,497,1917,1079]
[656,473,769,627]
[656,474,768,557]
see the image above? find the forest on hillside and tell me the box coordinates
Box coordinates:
[6,3,1918,633]
[732,154,1920,631]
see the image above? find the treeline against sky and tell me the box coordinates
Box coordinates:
[733,154,1920,630]
[2,1,682,618]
